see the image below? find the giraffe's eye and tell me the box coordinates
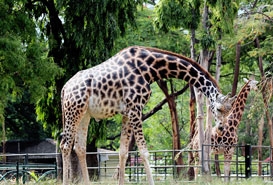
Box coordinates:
[217,108,222,112]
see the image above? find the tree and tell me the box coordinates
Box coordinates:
[154,0,201,176]
[5,91,49,140]
[154,0,242,177]
[31,0,144,137]
[0,0,62,156]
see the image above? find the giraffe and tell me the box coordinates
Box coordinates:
[189,78,258,181]
[60,46,236,185]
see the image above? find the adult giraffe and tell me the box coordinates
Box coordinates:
[60,46,235,185]
[190,78,258,181]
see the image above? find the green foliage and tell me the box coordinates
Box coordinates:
[209,0,239,35]
[220,4,273,87]
[154,0,201,32]
[60,0,144,69]
[96,116,122,150]
[5,91,50,140]
[0,0,62,140]
[113,7,189,54]
[31,0,144,141]
[1,0,273,152]
[200,32,215,49]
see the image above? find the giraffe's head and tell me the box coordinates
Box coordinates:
[213,92,237,122]
[243,78,259,91]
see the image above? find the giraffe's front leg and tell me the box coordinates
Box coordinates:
[118,116,132,185]
[224,155,232,182]
[224,161,231,182]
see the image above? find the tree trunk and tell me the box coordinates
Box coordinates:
[198,1,212,175]
[266,112,273,180]
[2,118,6,163]
[87,139,99,180]
[213,32,222,174]
[257,116,264,176]
[188,28,197,181]
[194,87,205,172]
[190,28,196,61]
[231,41,241,96]
[188,85,196,180]
[255,36,273,179]
[204,101,212,175]
[157,80,183,176]
[215,34,222,83]
[71,149,81,182]
[255,37,264,77]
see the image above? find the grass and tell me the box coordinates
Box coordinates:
[0,177,271,185]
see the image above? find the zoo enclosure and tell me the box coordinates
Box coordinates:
[97,145,273,182]
[0,145,272,183]
[0,153,57,183]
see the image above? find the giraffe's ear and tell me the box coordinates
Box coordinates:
[243,78,249,83]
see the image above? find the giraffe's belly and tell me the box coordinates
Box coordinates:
[87,96,126,121]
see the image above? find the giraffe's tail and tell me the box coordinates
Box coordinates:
[61,88,65,135]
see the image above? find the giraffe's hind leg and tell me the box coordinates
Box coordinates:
[60,102,89,185]
[134,125,154,185]
[129,111,154,185]
[74,113,90,185]
[118,116,132,185]
[60,125,76,185]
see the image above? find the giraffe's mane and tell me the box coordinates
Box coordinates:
[226,80,251,117]
[125,46,220,90]
[230,80,251,110]
[237,80,250,97]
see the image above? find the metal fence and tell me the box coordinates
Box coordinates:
[0,145,272,183]
[0,153,58,184]
[201,144,273,181]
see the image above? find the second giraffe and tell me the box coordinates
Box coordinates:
[191,78,258,181]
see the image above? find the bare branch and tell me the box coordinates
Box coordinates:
[142,83,189,121]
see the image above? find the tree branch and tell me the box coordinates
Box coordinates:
[142,83,189,121]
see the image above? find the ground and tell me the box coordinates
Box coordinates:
[1,177,267,185]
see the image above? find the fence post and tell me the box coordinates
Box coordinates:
[23,154,28,184]
[55,162,58,179]
[269,147,273,181]
[201,144,204,174]
[236,145,239,180]
[245,144,251,178]
[16,162,19,185]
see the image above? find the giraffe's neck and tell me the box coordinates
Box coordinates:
[226,83,252,129]
[118,46,220,106]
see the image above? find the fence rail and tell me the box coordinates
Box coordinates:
[0,145,272,183]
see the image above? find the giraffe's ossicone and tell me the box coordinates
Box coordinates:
[60,46,236,185]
